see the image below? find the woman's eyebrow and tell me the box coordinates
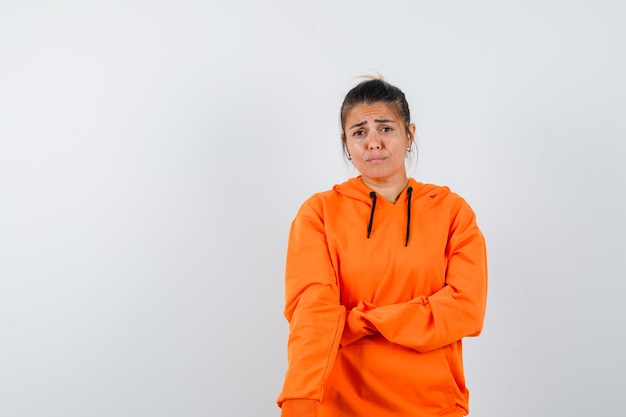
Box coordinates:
[349,119,396,130]
[349,120,367,130]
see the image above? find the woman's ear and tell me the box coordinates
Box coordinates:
[407,124,416,146]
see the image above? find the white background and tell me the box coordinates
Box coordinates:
[1,1,625,416]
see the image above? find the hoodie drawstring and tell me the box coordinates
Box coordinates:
[367,191,377,238]
[405,186,413,247]
[366,186,413,246]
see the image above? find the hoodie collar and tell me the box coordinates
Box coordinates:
[333,176,448,246]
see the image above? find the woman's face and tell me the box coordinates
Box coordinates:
[343,102,415,185]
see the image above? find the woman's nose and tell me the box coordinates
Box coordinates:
[367,133,382,149]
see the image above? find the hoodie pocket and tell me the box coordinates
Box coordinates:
[325,338,457,414]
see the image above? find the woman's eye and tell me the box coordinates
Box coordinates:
[353,130,366,136]
[381,127,392,132]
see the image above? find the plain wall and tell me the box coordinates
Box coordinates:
[1,1,625,416]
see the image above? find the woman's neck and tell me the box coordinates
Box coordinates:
[361,176,409,204]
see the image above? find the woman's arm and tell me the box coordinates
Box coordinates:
[277,200,346,415]
[342,200,487,352]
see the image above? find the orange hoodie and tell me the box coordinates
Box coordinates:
[277,177,488,417]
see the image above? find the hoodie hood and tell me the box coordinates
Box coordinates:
[333,176,448,202]
[333,176,450,246]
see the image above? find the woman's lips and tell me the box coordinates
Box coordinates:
[367,156,387,162]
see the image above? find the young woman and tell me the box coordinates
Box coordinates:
[277,78,488,417]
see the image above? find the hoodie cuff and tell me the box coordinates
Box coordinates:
[340,303,378,346]
[280,399,319,417]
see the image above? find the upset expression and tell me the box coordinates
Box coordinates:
[343,102,415,184]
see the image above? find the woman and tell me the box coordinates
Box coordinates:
[277,77,488,417]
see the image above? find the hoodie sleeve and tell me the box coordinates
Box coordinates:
[344,199,487,352]
[277,199,346,415]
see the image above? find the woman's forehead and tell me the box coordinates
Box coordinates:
[345,102,400,122]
